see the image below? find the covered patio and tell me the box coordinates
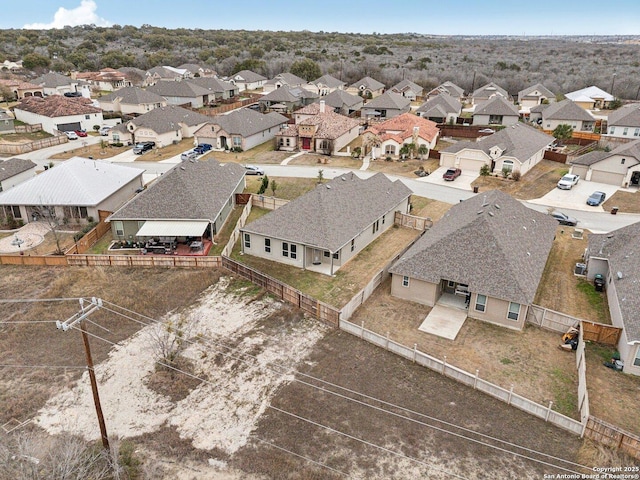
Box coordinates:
[135,220,212,256]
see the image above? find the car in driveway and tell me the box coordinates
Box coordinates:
[550,211,578,226]
[181,150,199,161]
[99,126,112,136]
[74,129,88,137]
[557,174,580,190]
[478,128,495,134]
[132,141,155,154]
[586,191,607,206]
[64,131,78,140]
[443,168,462,181]
[193,143,212,154]
[244,165,264,175]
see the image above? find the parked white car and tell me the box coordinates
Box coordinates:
[99,126,112,136]
[64,131,78,140]
[557,174,580,190]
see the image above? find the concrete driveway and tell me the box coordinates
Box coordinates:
[529,180,621,212]
[418,166,478,191]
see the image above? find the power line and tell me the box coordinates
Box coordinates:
[0,364,86,370]
[0,298,84,303]
[0,321,60,324]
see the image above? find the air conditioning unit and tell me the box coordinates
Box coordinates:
[574,263,587,276]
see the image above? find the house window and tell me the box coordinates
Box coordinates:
[243,233,251,249]
[233,137,242,147]
[385,145,396,155]
[264,238,271,253]
[382,214,386,225]
[502,160,514,173]
[350,238,355,252]
[609,127,616,134]
[448,280,455,288]
[138,221,145,230]
[319,139,330,150]
[634,128,640,137]
[621,158,626,165]
[372,220,379,234]
[79,206,88,218]
[324,251,330,258]
[333,252,339,259]
[114,221,124,237]
[290,244,297,259]
[623,127,629,136]
[282,242,289,257]
[380,109,387,118]
[634,347,640,367]
[113,133,120,142]
[402,275,410,287]
[475,294,487,312]
[286,138,291,146]
[5,205,21,219]
[85,115,90,120]
[507,302,521,321]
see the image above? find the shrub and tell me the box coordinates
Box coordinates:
[501,167,511,178]
[257,175,269,194]
[479,164,491,176]
[385,156,393,162]
[511,170,521,182]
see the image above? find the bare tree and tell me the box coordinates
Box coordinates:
[30,204,65,255]
[146,313,197,367]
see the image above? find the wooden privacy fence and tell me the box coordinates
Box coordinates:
[584,417,640,460]
[0,254,67,266]
[221,197,253,258]
[67,254,221,268]
[394,211,432,231]
[65,221,111,255]
[14,123,42,133]
[581,320,622,346]
[221,256,340,325]
[0,134,68,155]
[576,329,590,428]
[543,149,568,163]
[251,194,289,210]
[340,318,584,436]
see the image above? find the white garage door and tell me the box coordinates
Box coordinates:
[590,170,624,186]
[459,158,485,174]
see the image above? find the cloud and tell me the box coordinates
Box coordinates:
[24,0,112,29]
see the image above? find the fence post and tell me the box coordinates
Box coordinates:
[474,369,479,389]
[508,385,514,405]
[442,355,446,374]
[413,344,417,363]
[545,401,553,421]
[361,321,365,339]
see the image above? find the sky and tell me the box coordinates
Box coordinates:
[4,0,640,35]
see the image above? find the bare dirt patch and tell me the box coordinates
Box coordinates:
[244,175,319,199]
[410,195,452,221]
[50,142,129,160]
[288,152,363,169]
[604,190,640,214]
[369,157,440,178]
[217,141,291,164]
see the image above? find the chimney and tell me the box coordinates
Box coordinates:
[319,100,325,113]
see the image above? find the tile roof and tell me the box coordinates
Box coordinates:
[242,172,411,252]
[517,83,555,102]
[350,76,385,91]
[0,78,42,91]
[195,109,287,138]
[473,96,520,116]
[231,70,267,83]
[607,103,640,127]
[0,157,143,206]
[109,159,245,222]
[0,158,36,182]
[15,95,101,117]
[571,139,640,166]
[292,109,360,140]
[472,82,509,99]
[129,105,211,134]
[390,190,557,305]
[312,74,346,89]
[33,72,76,88]
[588,221,640,342]
[321,89,363,109]
[363,91,411,110]
[416,93,462,116]
[442,123,554,163]
[366,113,439,143]
[99,86,166,105]
[542,99,595,121]
[147,80,211,98]
[566,86,614,102]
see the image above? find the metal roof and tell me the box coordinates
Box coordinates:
[136,220,208,237]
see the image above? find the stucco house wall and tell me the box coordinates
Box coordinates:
[14,109,104,135]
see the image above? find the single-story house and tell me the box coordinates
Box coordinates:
[347,76,385,98]
[258,86,317,113]
[109,105,211,147]
[74,68,132,92]
[1,60,23,72]
[0,109,15,133]
[363,112,439,158]
[0,158,37,192]
[416,93,462,124]
[425,81,465,102]
[147,80,212,108]
[0,78,43,99]
[586,221,640,376]
[240,172,412,276]
[309,74,346,96]
[360,91,411,120]
[13,96,104,134]
[440,123,554,176]
[605,103,640,139]
[570,140,640,187]
[32,72,89,97]
[319,89,363,116]
[472,96,520,126]
[145,66,190,85]
[566,86,615,110]
[517,84,556,108]
[389,190,557,330]
[533,99,595,132]
[228,70,267,91]
[276,101,360,155]
[98,87,167,115]
[471,82,509,105]
[178,63,216,78]
[263,72,308,93]
[0,157,144,225]
[118,67,148,87]
[108,159,245,242]
[390,79,423,101]
[194,108,288,151]
[188,77,239,101]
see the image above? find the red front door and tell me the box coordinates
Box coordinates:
[302,137,311,150]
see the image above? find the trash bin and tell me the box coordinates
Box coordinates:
[473,186,479,193]
[594,273,605,292]
[611,207,619,215]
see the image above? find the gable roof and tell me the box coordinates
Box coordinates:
[566,86,614,102]
[607,103,640,127]
[363,91,411,110]
[473,96,520,116]
[427,81,464,98]
[33,72,76,88]
[517,83,555,102]
[442,123,554,162]
[99,86,166,105]
[542,99,595,122]
[571,139,640,166]
[0,158,36,182]
[288,107,360,140]
[366,112,439,144]
[312,74,345,89]
[390,190,557,305]
[196,109,287,138]
[0,78,42,91]
[14,95,101,117]
[391,79,422,94]
[416,93,462,116]
[350,76,385,91]
[187,77,237,94]
[232,70,267,83]
[265,72,307,87]
[473,82,509,100]
[109,159,245,222]
[147,80,211,98]
[588,221,640,342]
[259,85,307,103]
[242,172,411,252]
[321,89,363,109]
[0,157,142,207]
[129,105,211,134]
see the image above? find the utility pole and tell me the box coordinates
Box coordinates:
[56,298,110,451]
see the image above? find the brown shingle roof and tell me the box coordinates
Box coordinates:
[15,95,101,117]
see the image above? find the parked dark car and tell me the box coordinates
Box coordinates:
[193,143,212,154]
[586,191,606,206]
[133,141,155,154]
[550,211,578,226]
[63,91,82,97]
[443,168,462,181]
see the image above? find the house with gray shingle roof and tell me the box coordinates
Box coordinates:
[258,86,318,113]
[33,72,89,96]
[188,77,238,100]
[566,85,614,109]
[361,91,411,120]
[319,89,363,116]
[194,108,288,151]
[471,82,509,105]
[605,103,640,140]
[390,79,423,101]
[426,81,465,102]
[98,87,167,115]
[586,221,640,376]
[347,76,385,98]
[416,93,462,124]
[310,74,346,95]
[147,80,213,108]
[108,159,245,243]
[533,99,596,132]
[240,172,411,275]
[145,66,190,85]
[517,83,556,108]
[263,72,308,93]
[389,190,557,330]
[472,96,520,126]
[228,70,267,91]
[0,109,15,134]
[118,67,148,87]
[570,139,640,187]
[178,63,216,77]
[0,158,37,192]
[440,123,554,176]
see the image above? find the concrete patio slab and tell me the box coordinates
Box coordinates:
[418,304,468,340]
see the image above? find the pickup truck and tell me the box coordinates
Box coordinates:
[443,168,462,181]
[557,174,580,190]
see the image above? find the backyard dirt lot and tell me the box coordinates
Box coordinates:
[604,190,640,214]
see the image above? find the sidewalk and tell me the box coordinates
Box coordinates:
[280,151,306,165]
